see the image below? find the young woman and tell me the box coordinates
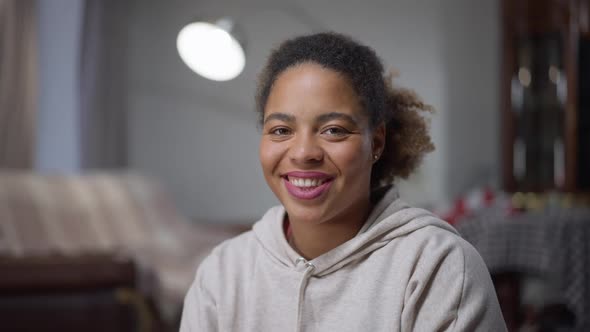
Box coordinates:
[180,32,506,331]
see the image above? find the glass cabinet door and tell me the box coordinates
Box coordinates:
[511,34,566,191]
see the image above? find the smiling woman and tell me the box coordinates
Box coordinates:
[260,63,378,249]
[180,32,507,332]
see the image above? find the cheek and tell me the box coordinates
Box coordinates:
[329,140,372,174]
[259,139,282,175]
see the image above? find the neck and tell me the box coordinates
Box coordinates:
[287,197,371,260]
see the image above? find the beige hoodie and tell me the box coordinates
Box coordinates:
[180,188,507,331]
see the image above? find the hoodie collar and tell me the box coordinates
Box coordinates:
[253,186,457,277]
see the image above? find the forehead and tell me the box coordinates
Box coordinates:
[264,63,367,122]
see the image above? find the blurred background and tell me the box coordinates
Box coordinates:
[0,0,588,331]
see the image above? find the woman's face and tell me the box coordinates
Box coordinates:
[259,62,384,224]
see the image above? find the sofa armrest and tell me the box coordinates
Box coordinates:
[0,254,135,293]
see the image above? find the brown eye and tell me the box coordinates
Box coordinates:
[321,126,351,137]
[270,127,292,136]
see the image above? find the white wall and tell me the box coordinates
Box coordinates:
[36,0,85,172]
[441,0,500,198]
[125,0,500,221]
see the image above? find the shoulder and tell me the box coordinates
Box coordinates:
[394,217,506,330]
[200,229,259,271]
[400,218,490,277]
[411,223,506,329]
[405,220,497,302]
[189,230,257,294]
[424,223,488,272]
[197,205,284,277]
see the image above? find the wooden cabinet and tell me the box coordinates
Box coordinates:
[501,0,590,192]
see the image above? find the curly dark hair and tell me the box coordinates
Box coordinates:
[256,32,434,189]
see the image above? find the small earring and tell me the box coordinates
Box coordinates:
[373,154,379,161]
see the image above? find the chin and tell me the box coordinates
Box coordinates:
[284,204,329,224]
[281,193,339,223]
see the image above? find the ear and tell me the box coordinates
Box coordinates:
[371,122,386,160]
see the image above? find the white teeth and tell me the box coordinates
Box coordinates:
[289,177,326,188]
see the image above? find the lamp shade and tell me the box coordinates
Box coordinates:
[176,18,245,81]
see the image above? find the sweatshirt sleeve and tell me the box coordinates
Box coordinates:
[452,241,507,331]
[401,236,507,332]
[179,255,218,332]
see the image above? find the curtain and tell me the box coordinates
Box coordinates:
[0,0,36,169]
[79,0,129,169]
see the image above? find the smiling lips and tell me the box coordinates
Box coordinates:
[283,171,334,200]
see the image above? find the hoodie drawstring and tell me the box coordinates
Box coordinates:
[295,259,315,332]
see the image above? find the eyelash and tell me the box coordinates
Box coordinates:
[269,127,292,136]
[266,126,352,138]
[321,126,351,137]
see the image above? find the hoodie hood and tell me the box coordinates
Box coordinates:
[253,186,458,277]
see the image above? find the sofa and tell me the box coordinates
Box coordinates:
[0,171,246,331]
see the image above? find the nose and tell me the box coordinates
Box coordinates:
[290,132,324,164]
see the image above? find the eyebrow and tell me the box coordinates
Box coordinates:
[316,112,359,126]
[264,112,359,127]
[263,113,295,125]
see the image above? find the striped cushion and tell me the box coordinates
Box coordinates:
[0,172,173,257]
[0,171,244,319]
